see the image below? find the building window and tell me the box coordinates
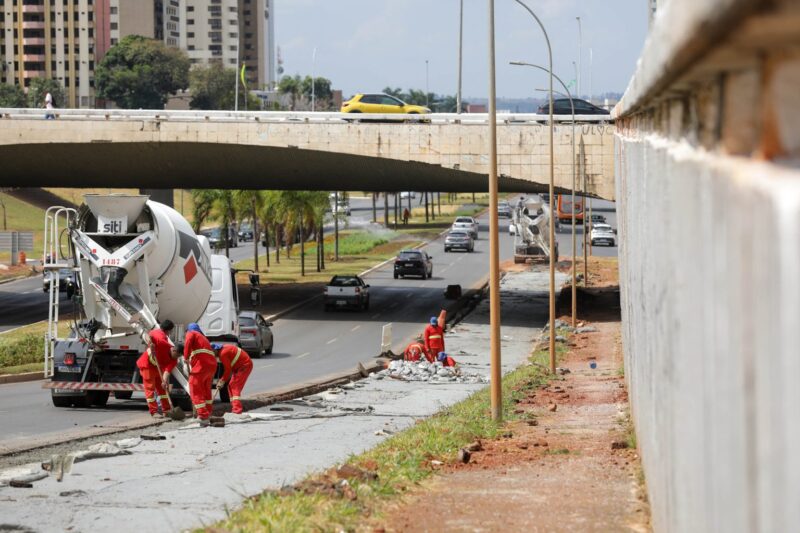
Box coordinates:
[187,19,194,25]
[187,5,194,11]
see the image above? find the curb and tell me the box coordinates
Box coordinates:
[0,359,387,457]
[0,274,33,286]
[0,371,43,385]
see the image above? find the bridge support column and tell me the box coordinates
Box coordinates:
[139,189,174,208]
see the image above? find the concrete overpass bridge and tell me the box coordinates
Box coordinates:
[0,109,615,199]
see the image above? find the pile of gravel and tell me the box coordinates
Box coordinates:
[371,359,489,384]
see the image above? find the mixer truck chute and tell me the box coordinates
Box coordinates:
[41,194,239,409]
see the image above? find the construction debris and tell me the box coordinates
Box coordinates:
[377,360,488,383]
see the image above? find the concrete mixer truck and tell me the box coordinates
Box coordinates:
[512,195,559,264]
[41,194,240,409]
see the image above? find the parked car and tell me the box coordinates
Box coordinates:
[451,216,479,239]
[394,249,433,279]
[238,311,274,356]
[324,275,370,311]
[590,223,617,247]
[202,227,238,249]
[43,268,78,297]
[400,191,416,200]
[341,93,431,115]
[537,98,611,116]
[444,230,474,253]
[497,202,513,218]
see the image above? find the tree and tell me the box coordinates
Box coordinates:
[213,190,237,258]
[95,35,189,109]
[190,190,218,233]
[0,85,26,108]
[301,75,333,109]
[233,190,264,272]
[277,75,303,110]
[189,63,259,110]
[27,78,66,109]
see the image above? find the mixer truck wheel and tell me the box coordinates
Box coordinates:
[89,391,110,407]
[51,393,72,407]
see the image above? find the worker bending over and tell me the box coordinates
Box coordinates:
[404,335,434,363]
[183,323,217,426]
[212,343,253,414]
[424,311,446,358]
[437,352,457,368]
[136,319,178,418]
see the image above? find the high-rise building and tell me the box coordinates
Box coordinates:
[1,0,97,108]
[0,0,275,108]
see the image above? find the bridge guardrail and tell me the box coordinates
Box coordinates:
[0,108,612,125]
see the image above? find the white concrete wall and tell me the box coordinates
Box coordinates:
[615,0,800,530]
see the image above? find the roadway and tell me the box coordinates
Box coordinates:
[0,209,516,450]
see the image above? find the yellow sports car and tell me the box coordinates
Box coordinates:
[341,93,431,114]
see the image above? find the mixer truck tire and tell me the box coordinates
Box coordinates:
[114,391,133,400]
[51,393,72,407]
[89,391,110,407]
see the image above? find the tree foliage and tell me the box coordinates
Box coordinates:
[189,63,260,110]
[383,86,462,112]
[27,78,66,109]
[0,85,26,108]
[95,35,190,109]
[278,74,334,110]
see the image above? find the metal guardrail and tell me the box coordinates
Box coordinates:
[0,108,613,125]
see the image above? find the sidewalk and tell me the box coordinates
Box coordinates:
[377,261,651,532]
[0,269,564,532]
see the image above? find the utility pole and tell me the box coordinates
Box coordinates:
[334,191,340,261]
[457,0,463,114]
[425,59,430,107]
[487,0,502,422]
[311,47,317,112]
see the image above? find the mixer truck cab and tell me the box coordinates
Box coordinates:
[42,194,240,410]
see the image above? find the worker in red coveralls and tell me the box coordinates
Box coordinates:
[404,335,434,363]
[183,323,217,426]
[437,351,457,368]
[212,343,253,414]
[136,320,178,418]
[423,313,446,359]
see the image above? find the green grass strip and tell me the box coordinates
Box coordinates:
[213,346,560,532]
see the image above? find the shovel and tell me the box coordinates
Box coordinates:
[153,355,186,421]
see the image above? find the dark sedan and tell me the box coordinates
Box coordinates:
[394,250,433,279]
[538,98,610,116]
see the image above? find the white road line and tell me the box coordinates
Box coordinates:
[258,363,275,371]
[405,293,413,298]
[297,352,310,359]
[371,313,381,319]
[326,338,338,345]
[350,325,361,332]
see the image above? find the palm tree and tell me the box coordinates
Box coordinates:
[212,190,237,257]
[233,190,264,272]
[190,189,218,233]
[277,75,303,110]
[257,190,282,268]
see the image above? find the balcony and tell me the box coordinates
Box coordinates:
[22,4,45,13]
[25,37,45,45]
[22,21,46,29]
[23,54,46,61]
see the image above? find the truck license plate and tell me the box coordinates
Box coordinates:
[405,263,414,267]
[336,300,347,306]
[57,366,82,373]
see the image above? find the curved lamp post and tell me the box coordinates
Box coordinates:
[512,0,556,373]
[514,61,580,328]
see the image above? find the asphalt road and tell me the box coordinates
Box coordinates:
[0,276,72,333]
[0,209,516,450]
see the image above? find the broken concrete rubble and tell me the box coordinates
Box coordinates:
[378,359,489,383]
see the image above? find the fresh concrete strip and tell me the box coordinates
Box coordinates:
[0,269,565,533]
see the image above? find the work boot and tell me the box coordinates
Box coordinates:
[151,412,165,419]
[198,418,210,427]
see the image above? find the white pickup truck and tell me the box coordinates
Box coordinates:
[451,216,479,239]
[324,275,370,311]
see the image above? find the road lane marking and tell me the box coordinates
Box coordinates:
[371,313,381,319]
[326,338,338,345]
[258,363,275,371]
[405,293,413,298]
[297,352,310,359]
[351,325,361,332]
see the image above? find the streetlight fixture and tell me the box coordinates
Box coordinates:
[512,0,556,374]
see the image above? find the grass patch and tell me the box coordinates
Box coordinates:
[0,362,42,375]
[0,319,71,372]
[545,448,572,455]
[213,348,556,532]
[0,192,46,263]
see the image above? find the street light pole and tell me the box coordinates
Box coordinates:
[457,0,463,114]
[513,0,556,374]
[487,0,502,422]
[311,47,317,112]
[234,32,240,112]
[425,59,430,107]
[576,16,582,97]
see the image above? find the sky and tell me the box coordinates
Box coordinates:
[275,0,650,100]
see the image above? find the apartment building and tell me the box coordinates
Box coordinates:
[0,0,275,108]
